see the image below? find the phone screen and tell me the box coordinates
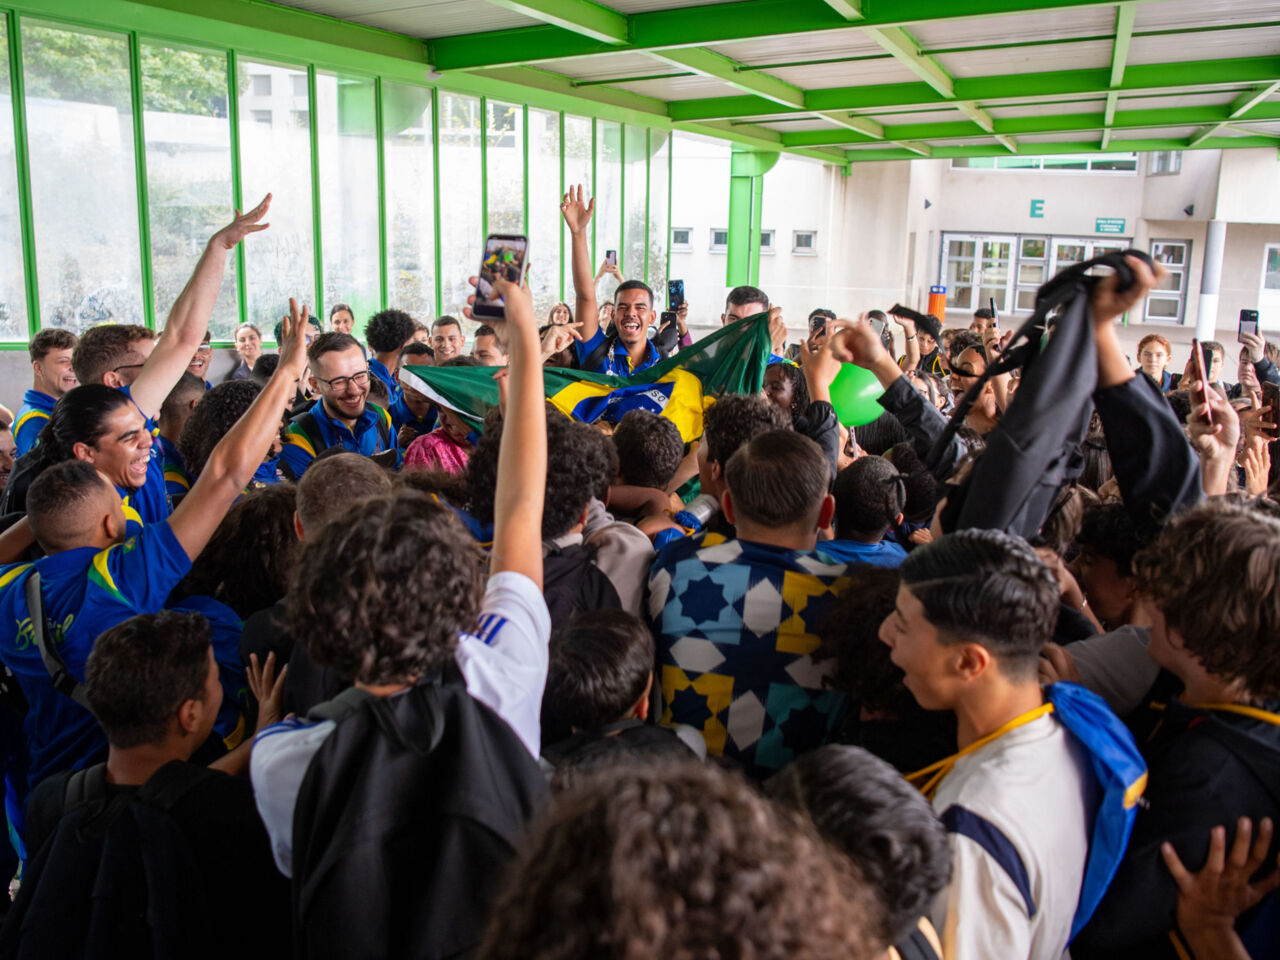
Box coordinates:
[668,279,685,310]
[1239,309,1260,342]
[474,234,528,318]
[1191,338,1214,427]
[606,249,617,267]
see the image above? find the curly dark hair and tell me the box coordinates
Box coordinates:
[833,455,905,539]
[177,380,262,480]
[1079,433,1113,493]
[288,490,485,686]
[468,405,615,538]
[476,762,883,960]
[71,324,154,386]
[702,393,789,468]
[765,361,811,428]
[1133,498,1280,697]
[768,744,951,946]
[365,308,416,354]
[86,611,213,749]
[612,410,683,490]
[578,422,619,503]
[394,467,469,507]
[854,411,910,457]
[1076,502,1144,578]
[900,528,1059,678]
[543,610,654,733]
[884,442,937,523]
[947,330,983,364]
[815,565,909,715]
[170,484,299,618]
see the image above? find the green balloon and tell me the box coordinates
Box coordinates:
[829,363,885,427]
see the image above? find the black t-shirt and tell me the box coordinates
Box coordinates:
[238,599,346,717]
[24,761,290,958]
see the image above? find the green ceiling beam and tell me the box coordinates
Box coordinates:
[994,134,1018,152]
[1230,81,1280,117]
[898,141,932,157]
[449,66,669,123]
[864,26,954,97]
[647,47,806,108]
[428,0,1151,71]
[667,56,1280,122]
[479,0,629,45]
[815,111,884,140]
[1101,1,1136,141]
[820,0,863,18]
[778,102,1280,147]
[674,119,849,165]
[843,134,1280,163]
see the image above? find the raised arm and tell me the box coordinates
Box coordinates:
[485,278,546,588]
[168,295,305,561]
[893,312,920,372]
[562,185,599,343]
[128,196,271,418]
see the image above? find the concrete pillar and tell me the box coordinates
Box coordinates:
[1195,219,1226,341]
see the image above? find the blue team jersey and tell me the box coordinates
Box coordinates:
[389,393,437,448]
[279,400,398,478]
[114,384,172,525]
[0,523,191,786]
[815,538,907,568]
[648,534,850,779]
[13,390,56,458]
[367,358,399,400]
[154,434,192,500]
[574,328,662,376]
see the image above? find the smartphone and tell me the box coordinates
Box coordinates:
[870,318,887,338]
[1191,337,1214,428]
[473,234,529,319]
[1239,308,1260,342]
[660,310,677,327]
[605,249,617,267]
[667,279,685,310]
[989,297,998,328]
[1263,381,1280,440]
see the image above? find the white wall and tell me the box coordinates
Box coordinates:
[1216,149,1280,225]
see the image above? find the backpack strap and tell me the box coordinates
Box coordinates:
[306,686,376,724]
[583,332,618,374]
[137,762,221,812]
[25,569,93,713]
[63,762,109,811]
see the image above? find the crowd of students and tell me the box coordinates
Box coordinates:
[0,186,1275,960]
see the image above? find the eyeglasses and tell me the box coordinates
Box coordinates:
[111,362,146,374]
[314,370,370,392]
[194,344,213,355]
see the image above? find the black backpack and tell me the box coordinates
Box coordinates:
[0,762,217,960]
[541,541,622,630]
[290,670,547,960]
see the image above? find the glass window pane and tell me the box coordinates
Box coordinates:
[438,92,481,320]
[1042,156,1088,170]
[316,72,379,332]
[1156,269,1184,292]
[1146,296,1180,320]
[141,43,238,340]
[623,124,647,284]
[0,21,29,339]
[527,107,561,321]
[23,21,144,332]
[486,100,523,238]
[648,130,670,303]
[383,81,434,321]
[1265,246,1280,291]
[238,60,314,336]
[1020,237,1046,259]
[1153,242,1185,266]
[562,114,592,300]
[596,120,621,295]
[1018,264,1044,285]
[1016,288,1038,310]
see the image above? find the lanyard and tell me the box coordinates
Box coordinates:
[907,703,1055,801]
[1186,702,1280,726]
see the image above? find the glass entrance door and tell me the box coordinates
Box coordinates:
[944,234,1015,313]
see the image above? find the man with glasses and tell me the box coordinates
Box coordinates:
[187,331,214,389]
[280,332,398,479]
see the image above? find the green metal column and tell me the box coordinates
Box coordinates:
[127,32,156,329]
[226,50,248,336]
[617,123,625,276]
[431,87,442,318]
[375,77,388,312]
[7,11,40,333]
[479,96,488,244]
[590,117,597,266]
[307,65,324,317]
[643,128,650,285]
[521,104,529,235]
[725,148,777,288]
[558,111,565,302]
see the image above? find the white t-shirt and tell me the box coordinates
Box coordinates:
[930,714,1099,960]
[250,571,551,876]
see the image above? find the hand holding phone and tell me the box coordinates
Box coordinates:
[667,279,685,310]
[1239,309,1260,343]
[1191,337,1214,428]
[605,249,617,268]
[473,234,529,319]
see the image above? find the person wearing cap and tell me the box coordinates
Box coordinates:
[895,311,946,377]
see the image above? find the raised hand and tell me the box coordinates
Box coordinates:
[1240,331,1267,364]
[540,321,584,362]
[560,184,595,236]
[1243,435,1272,497]
[767,306,788,352]
[277,298,310,381]
[1092,254,1166,326]
[829,315,892,371]
[248,651,288,733]
[211,193,271,251]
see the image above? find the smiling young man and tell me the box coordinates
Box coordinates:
[559,185,661,376]
[14,329,78,457]
[879,529,1102,960]
[430,316,466,362]
[279,331,397,479]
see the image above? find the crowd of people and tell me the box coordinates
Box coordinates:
[0,185,1275,960]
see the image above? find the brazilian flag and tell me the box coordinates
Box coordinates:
[399,312,773,443]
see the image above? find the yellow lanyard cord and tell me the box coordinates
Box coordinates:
[906,703,1055,801]
[1186,703,1280,726]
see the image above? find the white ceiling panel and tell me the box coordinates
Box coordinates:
[612,74,738,100]
[912,6,1117,48]
[1135,0,1280,31]
[1116,90,1245,111]
[761,58,921,89]
[753,117,847,133]
[1112,126,1201,140]
[865,107,971,124]
[551,52,675,81]
[271,0,543,38]
[986,98,1107,118]
[709,28,884,65]
[609,0,742,11]
[936,40,1113,79]
[1127,26,1280,66]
